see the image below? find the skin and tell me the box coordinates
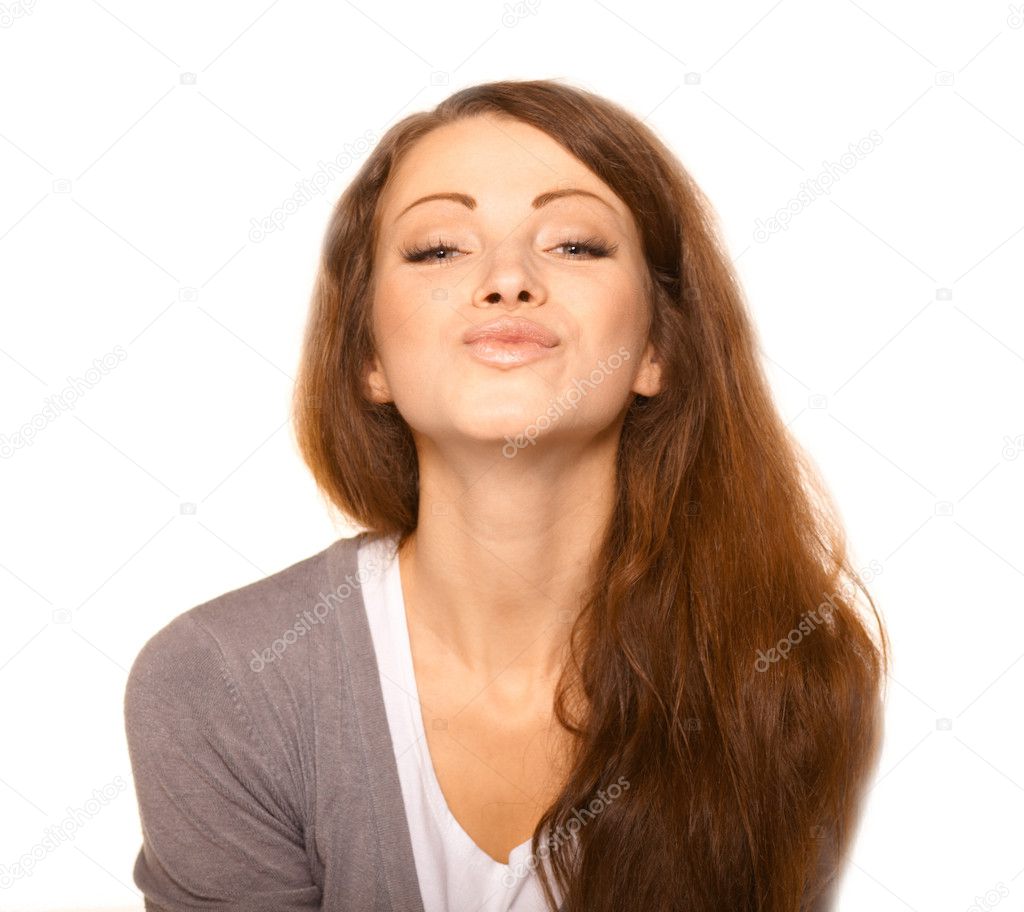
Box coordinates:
[363,113,662,861]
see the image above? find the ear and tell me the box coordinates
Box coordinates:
[631,339,662,398]
[363,354,393,404]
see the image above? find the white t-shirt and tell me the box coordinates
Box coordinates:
[358,532,564,912]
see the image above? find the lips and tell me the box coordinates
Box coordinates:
[462,316,559,348]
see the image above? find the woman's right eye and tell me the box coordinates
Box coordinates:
[400,239,464,266]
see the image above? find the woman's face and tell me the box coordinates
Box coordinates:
[367,113,661,453]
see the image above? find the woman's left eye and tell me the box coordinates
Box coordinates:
[400,236,616,266]
[550,237,616,260]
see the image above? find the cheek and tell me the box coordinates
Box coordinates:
[373,272,412,334]
[371,275,447,397]
[571,274,649,359]
[372,274,431,357]
[565,275,650,406]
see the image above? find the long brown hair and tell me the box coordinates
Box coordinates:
[292,78,889,912]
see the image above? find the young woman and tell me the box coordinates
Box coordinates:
[125,79,889,912]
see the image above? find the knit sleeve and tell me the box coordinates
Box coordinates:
[124,613,321,912]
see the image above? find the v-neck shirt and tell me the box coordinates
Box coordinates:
[357,531,561,912]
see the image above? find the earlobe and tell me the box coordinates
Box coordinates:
[631,342,662,398]
[363,357,392,404]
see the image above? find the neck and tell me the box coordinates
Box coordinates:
[396,432,617,701]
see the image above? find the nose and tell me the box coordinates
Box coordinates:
[471,241,546,308]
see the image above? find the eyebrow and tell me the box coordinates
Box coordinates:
[394,187,618,223]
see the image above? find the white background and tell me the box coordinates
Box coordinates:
[1,1,1022,910]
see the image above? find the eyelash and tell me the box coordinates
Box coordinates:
[400,235,617,266]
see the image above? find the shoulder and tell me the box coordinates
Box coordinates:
[124,531,371,777]
[127,531,368,695]
[122,535,374,911]
[123,532,370,828]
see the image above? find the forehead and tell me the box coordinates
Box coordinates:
[377,115,632,229]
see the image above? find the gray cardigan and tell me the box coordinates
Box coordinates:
[124,531,841,911]
[125,530,428,911]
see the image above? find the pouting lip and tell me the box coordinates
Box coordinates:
[462,316,559,347]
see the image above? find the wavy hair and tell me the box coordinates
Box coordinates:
[291,78,890,912]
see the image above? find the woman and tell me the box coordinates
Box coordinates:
[125,79,889,912]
